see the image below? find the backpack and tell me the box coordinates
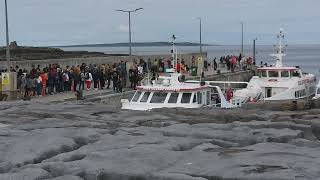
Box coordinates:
[85,73,90,80]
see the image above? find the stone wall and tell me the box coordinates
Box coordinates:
[1,52,206,70]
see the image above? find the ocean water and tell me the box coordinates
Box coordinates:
[61,45,320,79]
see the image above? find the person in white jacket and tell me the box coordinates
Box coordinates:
[85,71,93,91]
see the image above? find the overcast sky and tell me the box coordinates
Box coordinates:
[0,0,320,46]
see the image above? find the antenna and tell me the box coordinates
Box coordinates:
[271,28,286,67]
[171,35,178,73]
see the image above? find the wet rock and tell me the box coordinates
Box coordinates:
[0,168,50,180]
[0,101,320,179]
[49,175,84,180]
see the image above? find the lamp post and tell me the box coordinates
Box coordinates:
[4,0,10,66]
[197,17,202,55]
[241,21,244,55]
[253,38,257,65]
[116,8,143,59]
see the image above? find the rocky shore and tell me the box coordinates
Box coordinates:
[0,101,320,180]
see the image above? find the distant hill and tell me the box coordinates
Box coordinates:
[57,42,214,48]
[0,46,119,61]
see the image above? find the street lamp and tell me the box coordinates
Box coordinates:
[253,38,257,65]
[241,21,244,56]
[197,17,202,55]
[4,0,10,66]
[116,8,143,59]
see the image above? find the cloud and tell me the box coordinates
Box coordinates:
[1,0,320,45]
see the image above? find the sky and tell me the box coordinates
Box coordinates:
[0,0,320,46]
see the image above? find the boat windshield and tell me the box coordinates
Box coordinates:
[291,70,301,77]
[181,93,192,103]
[168,93,179,103]
[258,70,267,77]
[268,71,279,77]
[281,71,289,77]
[140,92,151,102]
[150,92,167,103]
[132,91,142,102]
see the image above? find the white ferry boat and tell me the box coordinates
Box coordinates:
[234,29,317,102]
[121,36,242,111]
[313,80,320,100]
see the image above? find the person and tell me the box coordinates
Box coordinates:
[85,70,93,91]
[20,73,27,97]
[118,73,123,93]
[106,68,111,89]
[48,68,56,94]
[31,75,37,96]
[40,71,48,96]
[99,68,105,89]
[112,71,118,92]
[231,56,237,73]
[204,60,208,71]
[25,74,33,97]
[36,74,42,96]
[226,87,233,102]
[92,66,99,90]
[238,53,242,65]
[247,57,253,70]
[79,70,85,91]
[213,58,218,70]
[62,70,70,91]
[56,68,63,93]
[69,69,76,92]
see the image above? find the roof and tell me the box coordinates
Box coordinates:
[257,66,298,71]
[136,83,208,92]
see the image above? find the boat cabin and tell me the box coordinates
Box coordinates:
[121,73,242,111]
[257,67,303,79]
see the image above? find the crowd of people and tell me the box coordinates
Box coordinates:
[216,54,254,72]
[0,54,253,99]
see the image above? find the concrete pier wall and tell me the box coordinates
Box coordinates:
[2,52,206,70]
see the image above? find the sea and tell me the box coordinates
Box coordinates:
[61,45,320,79]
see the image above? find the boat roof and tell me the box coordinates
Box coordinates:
[136,83,208,92]
[257,66,298,71]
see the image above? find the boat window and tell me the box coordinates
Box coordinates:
[192,93,197,103]
[132,91,142,102]
[268,71,279,77]
[181,93,192,103]
[168,93,179,103]
[197,92,202,104]
[292,70,301,77]
[140,92,151,102]
[150,92,167,103]
[317,88,320,94]
[281,71,289,77]
[262,71,267,77]
[259,70,267,77]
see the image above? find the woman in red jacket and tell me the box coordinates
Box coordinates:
[40,71,48,96]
